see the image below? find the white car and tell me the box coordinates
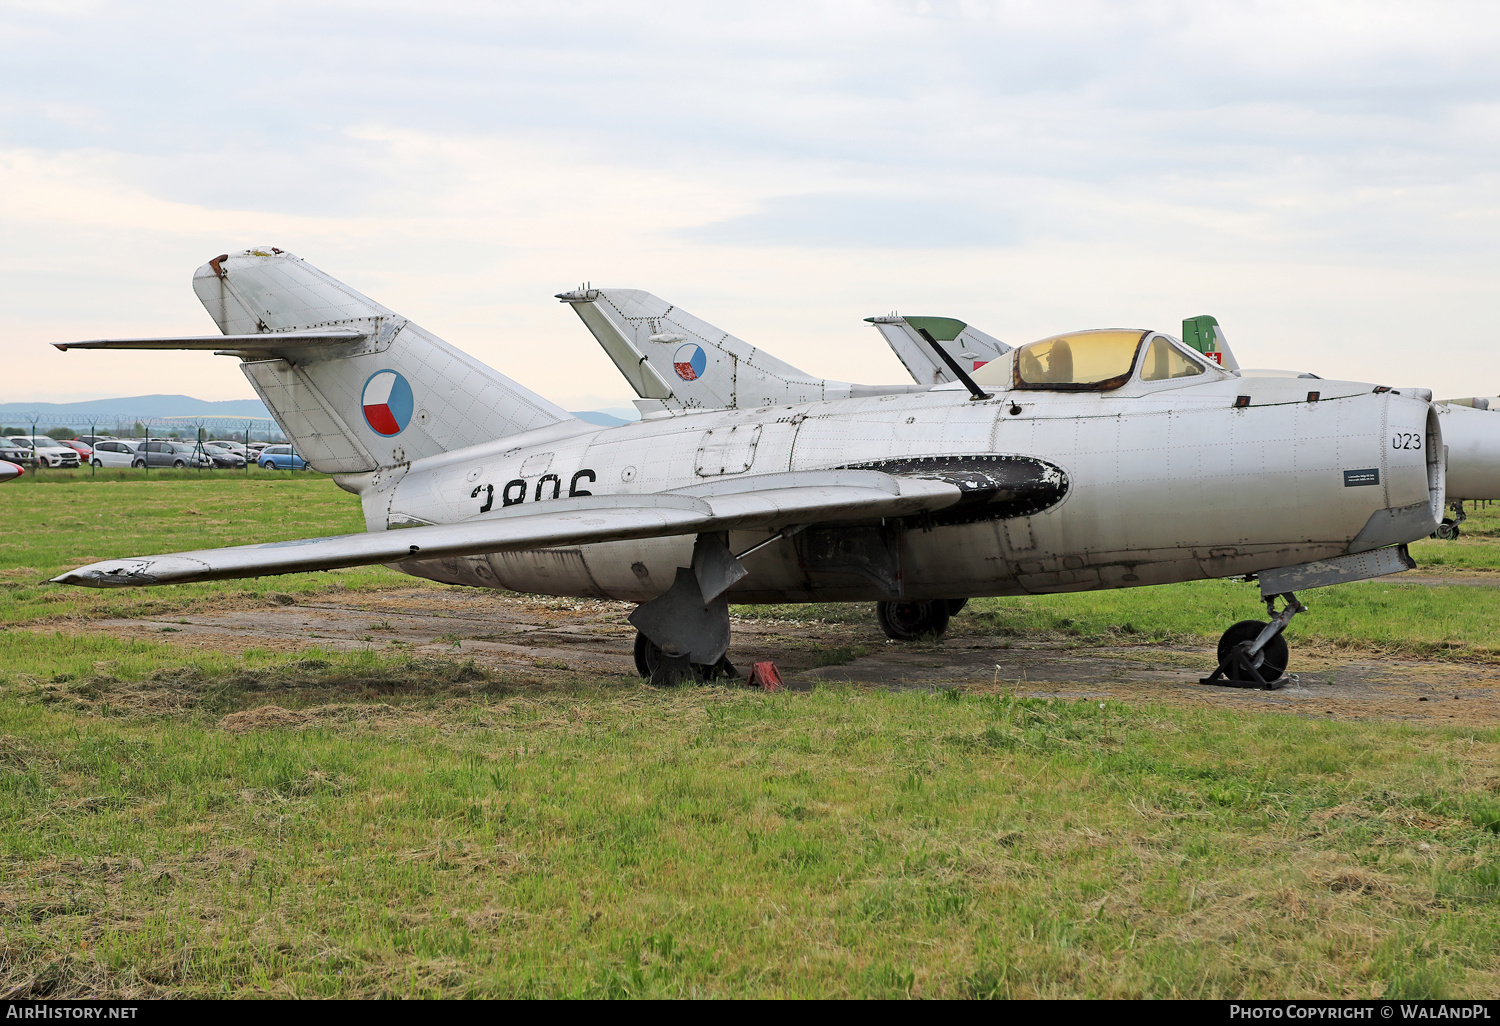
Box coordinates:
[7,436,81,468]
[90,439,142,468]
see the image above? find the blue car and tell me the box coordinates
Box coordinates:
[257,445,309,470]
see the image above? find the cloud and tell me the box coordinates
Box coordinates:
[2,0,1500,404]
[682,194,1018,248]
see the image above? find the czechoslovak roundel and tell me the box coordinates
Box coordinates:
[673,343,707,381]
[362,370,414,436]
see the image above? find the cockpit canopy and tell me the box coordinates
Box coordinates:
[971,329,1208,392]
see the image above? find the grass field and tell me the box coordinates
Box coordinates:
[3,474,1500,997]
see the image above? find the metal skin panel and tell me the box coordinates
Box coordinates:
[1258,544,1417,596]
[1436,403,1500,501]
[241,359,376,474]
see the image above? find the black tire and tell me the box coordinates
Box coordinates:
[1216,619,1289,684]
[945,598,969,616]
[876,600,951,641]
[261,460,275,470]
[132,459,146,469]
[633,631,654,678]
[172,459,186,468]
[1437,518,1458,540]
[91,458,102,468]
[632,631,728,685]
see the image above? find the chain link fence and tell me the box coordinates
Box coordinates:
[0,414,310,476]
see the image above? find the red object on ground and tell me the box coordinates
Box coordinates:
[747,661,784,692]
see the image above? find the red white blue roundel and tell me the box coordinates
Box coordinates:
[362,370,414,436]
[673,343,706,381]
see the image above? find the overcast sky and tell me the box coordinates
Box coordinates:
[3,0,1498,409]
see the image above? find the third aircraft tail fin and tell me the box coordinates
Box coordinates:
[864,315,1011,386]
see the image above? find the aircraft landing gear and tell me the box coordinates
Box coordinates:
[1200,592,1304,689]
[1435,501,1467,540]
[633,631,737,686]
[876,600,952,641]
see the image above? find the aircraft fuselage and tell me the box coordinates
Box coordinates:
[358,373,1441,605]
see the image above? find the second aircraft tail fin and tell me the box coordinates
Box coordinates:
[558,288,924,412]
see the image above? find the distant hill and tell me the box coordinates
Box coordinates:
[0,395,273,425]
[0,395,637,429]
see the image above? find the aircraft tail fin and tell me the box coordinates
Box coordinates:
[171,249,573,472]
[1180,314,1241,373]
[864,315,1011,385]
[558,288,923,411]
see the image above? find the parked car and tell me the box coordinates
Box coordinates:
[135,440,214,469]
[206,440,249,457]
[199,443,247,468]
[0,441,32,466]
[258,445,309,470]
[6,436,81,468]
[58,439,93,461]
[90,439,141,468]
[75,435,117,447]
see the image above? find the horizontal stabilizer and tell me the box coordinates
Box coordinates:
[53,471,961,588]
[53,330,366,352]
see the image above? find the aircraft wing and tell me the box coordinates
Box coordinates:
[52,471,962,588]
[52,330,367,352]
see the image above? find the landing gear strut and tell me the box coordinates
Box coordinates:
[1200,592,1305,689]
[876,600,956,641]
[633,631,737,686]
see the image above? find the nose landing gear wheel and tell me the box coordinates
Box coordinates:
[1215,620,1289,684]
[1201,592,1304,690]
[876,600,951,641]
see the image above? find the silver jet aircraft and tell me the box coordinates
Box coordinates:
[54,251,1443,688]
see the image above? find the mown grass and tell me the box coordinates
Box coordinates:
[0,472,424,626]
[5,475,1500,997]
[3,647,1500,999]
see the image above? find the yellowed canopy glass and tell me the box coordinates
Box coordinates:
[977,329,1147,391]
[1140,336,1205,382]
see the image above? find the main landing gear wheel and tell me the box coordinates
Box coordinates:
[1201,592,1304,690]
[633,631,737,687]
[876,600,951,641]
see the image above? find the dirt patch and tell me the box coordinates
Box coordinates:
[42,587,1500,726]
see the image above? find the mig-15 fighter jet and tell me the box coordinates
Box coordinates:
[53,251,1443,689]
